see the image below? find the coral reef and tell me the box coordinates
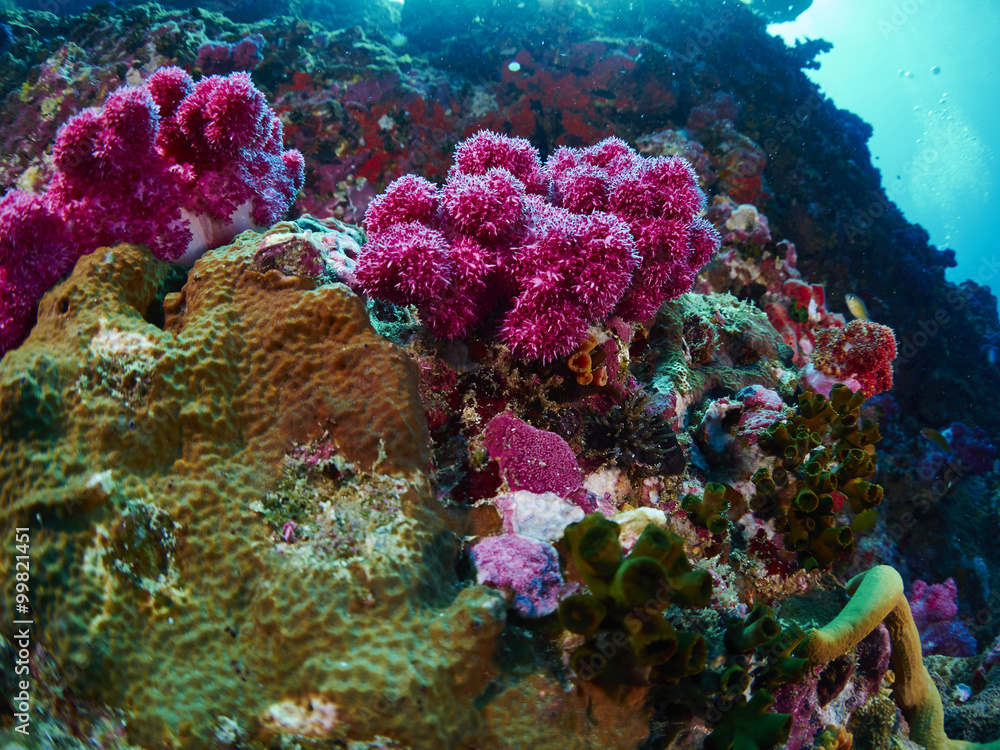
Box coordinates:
[1,0,999,747]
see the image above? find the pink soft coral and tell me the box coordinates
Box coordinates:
[0,67,304,356]
[0,192,72,353]
[355,131,718,361]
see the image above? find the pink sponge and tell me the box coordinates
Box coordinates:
[482,412,582,497]
[908,578,977,657]
[0,66,304,356]
[469,533,564,618]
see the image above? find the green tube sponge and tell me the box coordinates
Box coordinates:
[611,556,670,609]
[792,488,819,513]
[794,566,1000,750]
[705,690,792,750]
[752,468,777,498]
[829,383,866,414]
[564,513,622,595]
[682,482,730,534]
[808,526,854,568]
[861,419,882,444]
[668,569,713,608]
[558,594,607,635]
[759,623,809,687]
[841,478,883,513]
[569,642,608,681]
[724,604,780,653]
[835,448,869,482]
[630,522,684,573]
[627,610,679,666]
[763,421,793,450]
[719,665,751,696]
[797,391,837,430]
[651,630,706,683]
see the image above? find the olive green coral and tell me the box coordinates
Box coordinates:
[704,689,792,750]
[682,482,731,534]
[560,514,711,681]
[753,384,884,569]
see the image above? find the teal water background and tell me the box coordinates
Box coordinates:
[772,0,999,289]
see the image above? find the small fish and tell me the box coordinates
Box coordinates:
[921,427,952,454]
[844,293,869,321]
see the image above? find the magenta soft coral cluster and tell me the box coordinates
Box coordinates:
[907,577,977,657]
[0,67,304,355]
[355,131,719,361]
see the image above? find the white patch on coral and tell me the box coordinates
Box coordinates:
[179,201,262,265]
[613,508,668,553]
[214,716,243,746]
[377,113,396,131]
[583,467,629,507]
[90,319,157,368]
[725,203,761,233]
[491,491,584,541]
[262,695,341,739]
[469,88,499,119]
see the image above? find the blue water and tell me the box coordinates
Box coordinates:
[772,0,1000,290]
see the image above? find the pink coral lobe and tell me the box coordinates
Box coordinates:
[570,211,639,315]
[442,168,527,242]
[364,174,440,235]
[450,130,546,194]
[502,290,588,361]
[423,236,496,339]
[354,222,453,305]
[580,136,639,177]
[0,191,73,353]
[146,66,195,119]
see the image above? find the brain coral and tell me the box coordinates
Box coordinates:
[0,226,658,749]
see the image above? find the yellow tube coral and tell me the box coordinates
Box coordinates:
[794,566,1000,750]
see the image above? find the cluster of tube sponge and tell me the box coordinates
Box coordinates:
[558,513,712,684]
[752,384,884,569]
